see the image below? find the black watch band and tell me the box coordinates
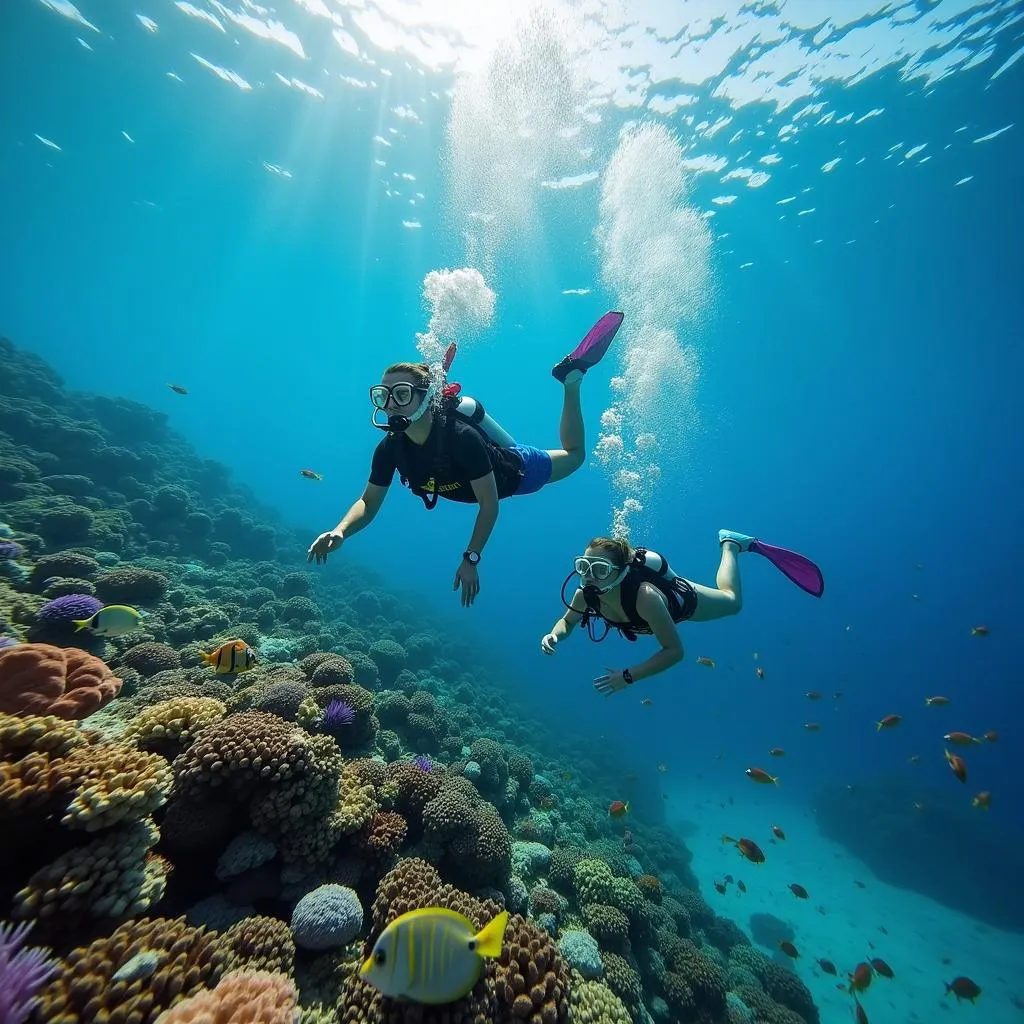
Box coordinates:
[622,669,634,685]
[463,550,481,565]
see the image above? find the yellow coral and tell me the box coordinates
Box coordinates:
[15,818,166,923]
[569,973,633,1024]
[0,710,87,760]
[335,764,377,835]
[61,743,173,831]
[296,695,322,731]
[123,696,227,749]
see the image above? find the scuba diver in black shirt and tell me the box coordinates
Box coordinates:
[307,312,624,606]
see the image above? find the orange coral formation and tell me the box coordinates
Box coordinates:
[0,643,122,719]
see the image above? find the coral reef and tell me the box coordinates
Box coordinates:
[0,336,821,1024]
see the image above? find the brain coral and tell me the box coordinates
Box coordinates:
[0,643,122,719]
[30,551,101,587]
[291,884,364,951]
[120,641,182,677]
[94,566,168,604]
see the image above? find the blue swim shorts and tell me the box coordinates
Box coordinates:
[511,444,553,495]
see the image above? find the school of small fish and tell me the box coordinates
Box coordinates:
[667,616,996,1018]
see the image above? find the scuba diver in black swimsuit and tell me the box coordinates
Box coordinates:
[541,531,823,695]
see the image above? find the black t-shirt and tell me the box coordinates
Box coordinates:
[369,417,524,503]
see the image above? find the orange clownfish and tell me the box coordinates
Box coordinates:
[201,639,258,675]
[299,468,323,481]
[608,800,629,818]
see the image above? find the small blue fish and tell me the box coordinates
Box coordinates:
[360,907,508,1004]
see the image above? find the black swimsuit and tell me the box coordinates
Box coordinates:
[591,568,698,641]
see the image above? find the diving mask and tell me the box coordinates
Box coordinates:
[574,555,619,581]
[370,380,437,432]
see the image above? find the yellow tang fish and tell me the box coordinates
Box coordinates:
[200,639,258,675]
[360,907,508,1004]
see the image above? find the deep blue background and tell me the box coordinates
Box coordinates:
[2,2,1022,844]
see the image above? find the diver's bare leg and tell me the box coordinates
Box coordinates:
[687,541,743,621]
[547,373,584,483]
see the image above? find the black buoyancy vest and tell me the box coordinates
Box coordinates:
[390,397,520,510]
[583,548,697,641]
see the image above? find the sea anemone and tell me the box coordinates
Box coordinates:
[0,921,59,1024]
[323,698,356,732]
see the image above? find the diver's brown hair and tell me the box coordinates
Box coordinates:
[587,536,633,568]
[383,361,431,386]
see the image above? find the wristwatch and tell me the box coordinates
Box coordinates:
[463,550,481,566]
[622,669,634,685]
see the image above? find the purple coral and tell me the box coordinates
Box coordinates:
[0,920,59,1024]
[323,699,356,732]
[413,755,433,772]
[35,594,103,625]
[0,541,22,560]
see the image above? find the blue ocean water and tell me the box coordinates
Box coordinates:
[3,0,1023,1018]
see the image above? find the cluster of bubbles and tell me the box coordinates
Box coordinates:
[443,6,593,276]
[595,122,716,539]
[416,267,497,388]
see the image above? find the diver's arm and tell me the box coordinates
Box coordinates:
[542,589,585,653]
[466,472,500,554]
[626,584,684,681]
[550,588,586,640]
[334,482,388,539]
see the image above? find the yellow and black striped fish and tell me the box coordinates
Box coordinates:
[200,639,258,675]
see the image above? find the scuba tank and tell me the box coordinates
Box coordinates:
[450,394,516,448]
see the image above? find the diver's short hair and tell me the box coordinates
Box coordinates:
[383,361,431,387]
[587,536,633,568]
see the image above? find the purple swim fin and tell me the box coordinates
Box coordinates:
[750,540,825,598]
[552,310,624,383]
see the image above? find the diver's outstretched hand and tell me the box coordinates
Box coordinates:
[307,530,344,564]
[541,633,558,655]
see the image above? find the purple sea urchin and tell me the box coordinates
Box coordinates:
[0,921,59,1024]
[323,698,356,732]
